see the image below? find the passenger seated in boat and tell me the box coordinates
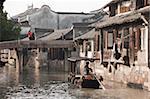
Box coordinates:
[82,62,93,80]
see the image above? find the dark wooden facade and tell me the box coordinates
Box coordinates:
[148,11,150,68]
[95,0,150,67]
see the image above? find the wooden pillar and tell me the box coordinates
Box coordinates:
[144,0,148,6]
[131,0,136,10]
[8,49,11,63]
[129,27,135,66]
[94,32,98,51]
[121,29,124,50]
[0,49,1,66]
[16,48,23,73]
[105,31,108,50]
[57,14,60,29]
[0,49,1,61]
[100,29,104,64]
[47,48,50,71]
[148,0,150,5]
[113,28,117,43]
[22,48,28,66]
[99,30,101,52]
[16,48,28,73]
[64,48,71,73]
[148,14,150,68]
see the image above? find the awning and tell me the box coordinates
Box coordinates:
[90,6,150,28]
[39,28,72,41]
[68,57,82,62]
[93,13,142,28]
[103,59,124,64]
[68,57,100,62]
[74,29,96,40]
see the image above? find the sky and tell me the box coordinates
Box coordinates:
[4,0,111,17]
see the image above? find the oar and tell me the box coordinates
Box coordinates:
[93,74,106,90]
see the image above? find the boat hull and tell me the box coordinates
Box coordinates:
[81,79,100,89]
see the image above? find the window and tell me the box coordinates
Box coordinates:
[80,45,84,52]
[94,34,100,51]
[109,4,118,17]
[120,1,131,13]
[124,28,130,49]
[103,32,106,49]
[117,30,122,38]
[141,28,146,50]
[49,48,64,60]
[42,48,48,52]
[97,35,100,51]
[107,32,113,49]
[136,0,144,9]
[87,42,91,51]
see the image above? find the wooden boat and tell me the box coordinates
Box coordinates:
[81,79,100,89]
[68,73,103,89]
[0,60,6,67]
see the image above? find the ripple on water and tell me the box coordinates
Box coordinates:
[6,81,77,99]
[4,81,150,99]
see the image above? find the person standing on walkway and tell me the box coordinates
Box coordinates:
[27,30,35,40]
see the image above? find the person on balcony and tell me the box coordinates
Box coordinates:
[27,30,35,40]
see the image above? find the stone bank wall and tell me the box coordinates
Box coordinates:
[94,63,150,91]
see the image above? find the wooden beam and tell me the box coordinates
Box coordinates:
[113,29,117,44]
[0,40,73,49]
[136,28,140,51]
[129,27,135,66]
[100,29,104,63]
[105,31,108,50]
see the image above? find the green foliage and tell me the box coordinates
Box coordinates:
[0,0,21,41]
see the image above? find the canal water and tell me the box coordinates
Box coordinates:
[0,65,149,99]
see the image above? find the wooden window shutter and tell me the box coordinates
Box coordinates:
[94,34,97,51]
[94,32,100,51]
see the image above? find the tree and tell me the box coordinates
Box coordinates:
[0,0,5,13]
[0,0,21,41]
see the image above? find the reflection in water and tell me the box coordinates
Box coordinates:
[0,65,149,99]
[6,82,73,99]
[34,56,40,83]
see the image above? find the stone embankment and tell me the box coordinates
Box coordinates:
[94,63,150,91]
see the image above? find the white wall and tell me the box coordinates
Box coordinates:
[137,26,148,66]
